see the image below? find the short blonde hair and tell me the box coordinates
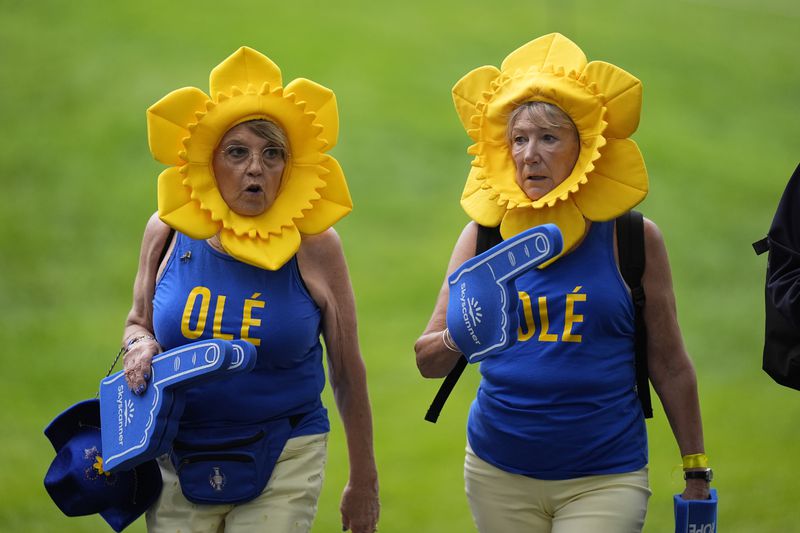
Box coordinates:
[507,101,578,144]
[242,119,290,159]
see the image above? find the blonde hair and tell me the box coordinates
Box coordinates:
[243,119,290,159]
[507,101,578,144]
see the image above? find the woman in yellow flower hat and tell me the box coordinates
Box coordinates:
[415,34,710,532]
[121,47,379,533]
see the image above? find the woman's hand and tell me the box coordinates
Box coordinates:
[341,478,380,533]
[122,335,161,394]
[681,479,711,500]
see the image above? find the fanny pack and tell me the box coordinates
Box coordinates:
[169,414,305,504]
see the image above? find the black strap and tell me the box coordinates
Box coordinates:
[616,210,653,418]
[425,225,502,423]
[424,358,467,423]
[753,237,769,256]
[475,224,504,253]
[159,228,176,266]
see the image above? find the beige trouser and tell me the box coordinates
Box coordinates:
[146,433,328,533]
[464,444,651,533]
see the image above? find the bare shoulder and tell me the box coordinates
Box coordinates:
[137,213,176,281]
[448,221,481,269]
[298,227,344,263]
[297,228,352,310]
[460,220,479,244]
[142,212,173,252]
[643,217,665,245]
[450,220,480,254]
[642,216,674,289]
[642,216,669,260]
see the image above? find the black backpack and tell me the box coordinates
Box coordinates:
[425,211,652,422]
[753,163,800,390]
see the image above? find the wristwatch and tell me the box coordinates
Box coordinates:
[684,468,713,482]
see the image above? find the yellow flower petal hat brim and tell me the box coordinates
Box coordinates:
[452,33,648,258]
[146,47,352,270]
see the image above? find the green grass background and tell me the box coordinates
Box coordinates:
[2,0,799,531]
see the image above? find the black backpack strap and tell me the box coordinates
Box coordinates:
[158,228,176,266]
[753,237,769,256]
[475,223,504,252]
[616,210,653,418]
[424,356,468,423]
[425,224,502,423]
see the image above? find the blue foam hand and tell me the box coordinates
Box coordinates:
[100,339,258,472]
[673,489,718,533]
[446,224,563,363]
[229,339,257,372]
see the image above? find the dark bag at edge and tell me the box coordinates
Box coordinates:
[754,162,800,390]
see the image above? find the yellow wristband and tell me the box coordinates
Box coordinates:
[682,453,709,470]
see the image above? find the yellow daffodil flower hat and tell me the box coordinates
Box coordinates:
[147,47,352,270]
[453,33,648,257]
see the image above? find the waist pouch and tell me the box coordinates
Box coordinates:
[170,414,305,504]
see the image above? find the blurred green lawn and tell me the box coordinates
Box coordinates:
[2,0,799,531]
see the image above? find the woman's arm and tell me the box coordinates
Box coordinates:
[640,218,710,500]
[122,212,173,394]
[297,229,379,533]
[414,222,479,378]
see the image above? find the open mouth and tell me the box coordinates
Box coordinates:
[525,175,548,181]
[244,184,263,193]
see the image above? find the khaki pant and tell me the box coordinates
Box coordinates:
[464,444,651,533]
[146,433,328,533]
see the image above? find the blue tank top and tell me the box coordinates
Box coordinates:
[152,233,329,436]
[467,221,647,479]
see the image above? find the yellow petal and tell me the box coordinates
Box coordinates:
[500,199,585,263]
[147,87,210,166]
[452,65,501,134]
[481,141,527,201]
[255,165,325,237]
[209,47,282,100]
[219,226,301,271]
[582,61,642,138]
[461,165,484,198]
[571,139,648,221]
[157,167,219,238]
[284,78,339,150]
[183,163,231,225]
[295,156,352,234]
[500,33,586,75]
[461,181,506,227]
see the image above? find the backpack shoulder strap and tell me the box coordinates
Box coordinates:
[475,223,503,254]
[753,237,769,256]
[158,228,176,266]
[615,210,653,418]
[425,224,501,423]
